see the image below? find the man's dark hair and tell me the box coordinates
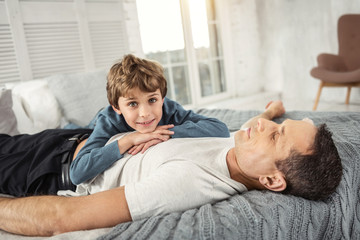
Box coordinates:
[275,124,342,200]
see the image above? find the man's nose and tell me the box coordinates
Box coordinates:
[257,118,276,132]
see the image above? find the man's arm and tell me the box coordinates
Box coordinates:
[0,187,131,236]
[240,100,285,130]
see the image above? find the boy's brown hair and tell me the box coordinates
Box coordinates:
[106,54,167,109]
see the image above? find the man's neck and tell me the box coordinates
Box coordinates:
[226,148,266,191]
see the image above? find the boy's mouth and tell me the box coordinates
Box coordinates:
[136,119,155,126]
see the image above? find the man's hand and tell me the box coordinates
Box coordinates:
[240,100,285,130]
[265,100,285,119]
[117,124,174,155]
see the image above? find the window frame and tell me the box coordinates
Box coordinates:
[179,0,235,108]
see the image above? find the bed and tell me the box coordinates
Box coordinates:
[0,107,359,239]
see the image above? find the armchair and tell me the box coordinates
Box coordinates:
[311,14,360,110]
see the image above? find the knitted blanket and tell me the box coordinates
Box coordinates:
[0,110,358,239]
[98,110,360,240]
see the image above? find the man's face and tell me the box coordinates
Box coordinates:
[113,87,164,133]
[234,118,317,179]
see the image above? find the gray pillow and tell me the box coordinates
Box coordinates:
[0,89,19,135]
[46,70,109,127]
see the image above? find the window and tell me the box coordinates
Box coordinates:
[136,0,229,107]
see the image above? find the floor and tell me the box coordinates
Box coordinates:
[202,91,360,112]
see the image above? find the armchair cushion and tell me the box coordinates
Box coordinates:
[311,67,360,83]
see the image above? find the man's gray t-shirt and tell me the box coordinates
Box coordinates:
[63,134,247,221]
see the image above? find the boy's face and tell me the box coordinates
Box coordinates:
[234,118,317,179]
[113,88,164,133]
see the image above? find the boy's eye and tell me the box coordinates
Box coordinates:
[149,98,157,103]
[128,102,138,107]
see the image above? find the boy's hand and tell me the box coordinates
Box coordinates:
[128,139,163,155]
[118,124,174,155]
[265,100,285,119]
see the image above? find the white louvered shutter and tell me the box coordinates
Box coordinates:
[90,21,128,69]
[0,0,135,86]
[24,22,85,79]
[0,23,21,84]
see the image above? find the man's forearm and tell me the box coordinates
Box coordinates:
[0,196,65,236]
[0,187,131,236]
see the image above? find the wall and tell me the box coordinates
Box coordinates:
[228,0,360,104]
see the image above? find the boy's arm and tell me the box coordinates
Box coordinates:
[71,106,174,184]
[163,98,230,138]
[240,100,285,130]
[0,187,131,236]
[70,106,127,185]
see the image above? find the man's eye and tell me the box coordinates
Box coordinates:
[128,102,137,107]
[149,98,157,103]
[272,132,279,141]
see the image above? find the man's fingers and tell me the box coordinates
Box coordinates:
[265,101,273,109]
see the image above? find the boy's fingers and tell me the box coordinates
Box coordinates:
[141,139,162,153]
[128,145,136,153]
[130,143,145,155]
[157,124,174,130]
[156,135,169,142]
[154,129,174,136]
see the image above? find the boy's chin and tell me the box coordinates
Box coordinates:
[136,126,157,134]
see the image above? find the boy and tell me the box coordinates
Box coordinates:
[70,54,230,185]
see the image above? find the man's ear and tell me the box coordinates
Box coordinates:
[112,105,122,115]
[259,173,286,192]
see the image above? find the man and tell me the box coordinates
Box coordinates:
[0,101,342,236]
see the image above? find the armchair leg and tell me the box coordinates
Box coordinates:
[345,87,351,104]
[313,82,324,111]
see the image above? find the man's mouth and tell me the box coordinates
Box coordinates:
[247,127,251,138]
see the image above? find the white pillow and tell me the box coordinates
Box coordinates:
[0,88,19,135]
[8,80,62,134]
[46,70,108,127]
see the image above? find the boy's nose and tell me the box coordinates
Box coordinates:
[139,105,150,117]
